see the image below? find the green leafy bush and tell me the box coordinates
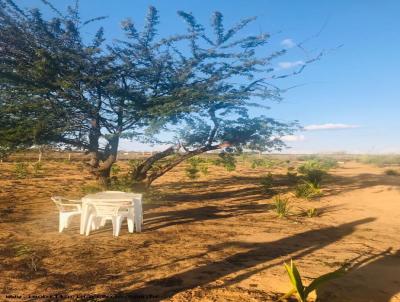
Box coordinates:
[281,259,345,302]
[214,153,236,171]
[111,163,121,176]
[32,162,43,177]
[295,181,321,199]
[251,158,275,169]
[306,207,319,218]
[297,160,327,187]
[109,175,133,192]
[274,195,290,218]
[14,162,29,179]
[185,157,208,179]
[358,155,400,167]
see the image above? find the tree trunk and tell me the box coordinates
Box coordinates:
[131,144,221,189]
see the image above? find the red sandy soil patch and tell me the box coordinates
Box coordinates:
[0,160,399,301]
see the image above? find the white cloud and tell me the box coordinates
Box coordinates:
[281,38,296,49]
[281,134,306,142]
[278,60,305,69]
[304,123,360,131]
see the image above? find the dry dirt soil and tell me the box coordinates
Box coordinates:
[0,159,399,302]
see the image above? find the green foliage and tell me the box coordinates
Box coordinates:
[384,169,399,176]
[294,181,321,199]
[306,207,319,218]
[14,162,29,179]
[281,259,345,302]
[0,1,305,186]
[199,164,209,176]
[111,164,121,176]
[185,157,208,179]
[297,160,327,187]
[251,158,275,169]
[274,195,290,218]
[358,155,400,167]
[214,153,236,172]
[109,175,133,192]
[32,162,43,177]
[260,173,274,194]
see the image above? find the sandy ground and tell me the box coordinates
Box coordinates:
[0,160,399,302]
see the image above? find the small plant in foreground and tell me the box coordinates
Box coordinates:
[280,259,345,302]
[295,181,321,199]
[384,169,399,176]
[306,207,319,218]
[274,195,290,218]
[14,162,29,179]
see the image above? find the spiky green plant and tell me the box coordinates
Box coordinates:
[280,260,345,302]
[14,162,29,179]
[306,207,318,218]
[274,195,290,218]
[295,181,321,199]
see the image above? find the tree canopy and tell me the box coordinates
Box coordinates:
[0,1,315,187]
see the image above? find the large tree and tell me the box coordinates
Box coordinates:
[0,1,313,188]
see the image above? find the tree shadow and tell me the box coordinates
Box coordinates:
[143,203,274,231]
[322,173,400,197]
[317,248,400,302]
[102,217,375,301]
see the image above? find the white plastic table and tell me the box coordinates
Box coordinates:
[80,191,143,235]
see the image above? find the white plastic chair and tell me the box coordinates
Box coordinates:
[85,203,135,237]
[51,196,82,233]
[103,191,143,231]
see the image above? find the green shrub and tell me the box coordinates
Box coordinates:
[128,159,143,170]
[260,173,274,193]
[306,207,319,218]
[199,164,209,176]
[109,175,133,192]
[214,153,236,171]
[297,160,327,187]
[274,195,290,218]
[251,158,275,169]
[185,157,206,179]
[111,163,121,176]
[32,162,43,177]
[185,165,200,179]
[295,181,321,199]
[14,162,29,179]
[281,259,346,302]
[384,169,399,176]
[358,155,400,167]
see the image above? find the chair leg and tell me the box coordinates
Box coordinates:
[127,216,134,233]
[111,217,117,236]
[85,214,94,236]
[114,217,123,237]
[59,213,65,233]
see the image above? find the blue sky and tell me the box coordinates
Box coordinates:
[21,0,400,153]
